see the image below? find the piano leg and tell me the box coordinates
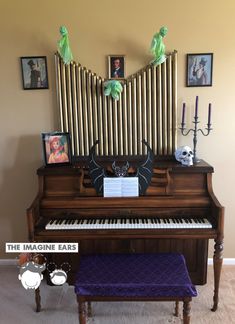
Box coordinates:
[211,238,223,312]
[35,287,41,312]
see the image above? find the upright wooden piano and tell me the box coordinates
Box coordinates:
[27,156,224,311]
[27,51,224,311]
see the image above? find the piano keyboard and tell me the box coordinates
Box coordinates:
[45,218,212,230]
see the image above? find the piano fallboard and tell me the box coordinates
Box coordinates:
[40,195,211,209]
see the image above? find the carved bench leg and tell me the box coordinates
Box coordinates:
[87,301,92,317]
[35,287,41,312]
[174,300,179,317]
[78,298,86,324]
[183,298,191,324]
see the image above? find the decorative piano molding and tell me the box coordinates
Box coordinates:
[147,168,172,195]
[55,51,178,157]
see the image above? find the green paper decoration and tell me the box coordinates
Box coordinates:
[150,26,168,66]
[104,80,123,100]
[57,26,73,65]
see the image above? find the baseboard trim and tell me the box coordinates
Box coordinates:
[208,258,235,265]
[0,259,18,266]
[1,258,235,266]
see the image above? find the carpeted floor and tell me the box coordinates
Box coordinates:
[0,265,235,324]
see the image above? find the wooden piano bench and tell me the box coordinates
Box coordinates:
[74,253,197,324]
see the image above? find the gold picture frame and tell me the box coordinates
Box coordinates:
[42,132,72,166]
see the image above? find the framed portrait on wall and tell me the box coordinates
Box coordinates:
[186,53,213,87]
[108,55,125,79]
[42,132,72,166]
[20,56,49,90]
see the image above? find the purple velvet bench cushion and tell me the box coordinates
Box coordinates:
[74,253,197,298]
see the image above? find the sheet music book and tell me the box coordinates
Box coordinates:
[103,177,139,197]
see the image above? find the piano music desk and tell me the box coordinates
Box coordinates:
[75,253,197,324]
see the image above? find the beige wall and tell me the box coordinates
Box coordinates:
[1,0,234,258]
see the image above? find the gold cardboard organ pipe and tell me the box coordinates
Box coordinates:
[55,52,177,156]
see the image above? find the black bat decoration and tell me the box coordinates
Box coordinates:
[135,140,154,195]
[88,140,106,195]
[88,140,154,195]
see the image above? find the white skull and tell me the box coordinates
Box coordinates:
[174,146,194,166]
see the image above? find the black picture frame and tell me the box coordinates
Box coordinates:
[20,56,49,90]
[186,53,213,87]
[41,132,72,166]
[108,55,125,79]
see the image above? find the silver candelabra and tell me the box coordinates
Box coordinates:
[179,96,212,164]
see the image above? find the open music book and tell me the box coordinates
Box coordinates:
[103,177,139,197]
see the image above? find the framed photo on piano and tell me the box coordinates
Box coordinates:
[42,132,72,166]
